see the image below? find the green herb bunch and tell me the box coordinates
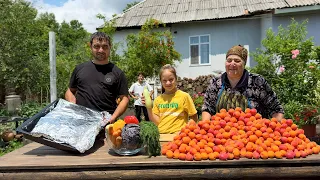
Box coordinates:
[139,121,161,157]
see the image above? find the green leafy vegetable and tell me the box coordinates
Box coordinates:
[139,121,161,157]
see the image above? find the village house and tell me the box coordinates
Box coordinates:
[108,0,320,79]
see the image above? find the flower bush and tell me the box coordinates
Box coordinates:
[284,101,319,127]
[294,105,319,127]
[250,19,320,122]
[192,92,204,115]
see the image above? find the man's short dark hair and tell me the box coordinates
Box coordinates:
[138,72,145,77]
[90,32,111,46]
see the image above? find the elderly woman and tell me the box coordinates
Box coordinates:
[202,45,284,121]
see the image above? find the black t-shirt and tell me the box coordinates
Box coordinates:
[69,61,128,113]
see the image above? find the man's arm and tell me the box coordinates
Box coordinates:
[129,91,137,99]
[128,84,137,99]
[65,88,77,103]
[109,95,129,123]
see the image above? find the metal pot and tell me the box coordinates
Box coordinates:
[2,130,15,142]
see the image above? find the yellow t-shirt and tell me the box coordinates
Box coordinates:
[152,90,197,134]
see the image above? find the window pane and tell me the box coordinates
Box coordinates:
[200,35,209,43]
[200,44,209,64]
[190,45,199,64]
[190,37,199,44]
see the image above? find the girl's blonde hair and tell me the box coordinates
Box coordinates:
[159,64,177,93]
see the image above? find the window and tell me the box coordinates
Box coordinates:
[190,35,210,65]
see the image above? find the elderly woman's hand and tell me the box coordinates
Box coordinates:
[272,113,284,122]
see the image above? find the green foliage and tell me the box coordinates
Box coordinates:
[0,139,24,157]
[0,0,90,102]
[191,92,204,116]
[97,17,181,85]
[250,19,320,124]
[18,102,48,118]
[139,121,161,157]
[0,108,9,117]
[0,0,38,93]
[122,19,181,84]
[123,1,140,12]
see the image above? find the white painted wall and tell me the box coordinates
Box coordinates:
[171,19,261,79]
[113,10,320,79]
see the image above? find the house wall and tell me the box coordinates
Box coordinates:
[272,10,320,45]
[171,19,261,78]
[113,29,139,56]
[113,10,320,79]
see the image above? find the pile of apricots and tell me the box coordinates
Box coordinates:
[161,108,320,161]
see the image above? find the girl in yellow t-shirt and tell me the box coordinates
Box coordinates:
[142,64,198,134]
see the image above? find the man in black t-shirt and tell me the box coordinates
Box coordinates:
[65,32,129,124]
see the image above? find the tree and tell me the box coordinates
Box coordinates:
[0,0,39,96]
[250,19,320,122]
[0,0,90,102]
[123,1,140,12]
[121,19,181,84]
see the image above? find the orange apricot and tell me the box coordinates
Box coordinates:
[312,146,320,154]
[194,152,202,161]
[260,151,269,159]
[179,153,186,160]
[267,151,275,158]
[166,150,174,158]
[274,151,282,159]
[182,136,191,144]
[208,153,216,160]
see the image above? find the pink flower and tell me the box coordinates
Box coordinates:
[291,49,300,55]
[309,65,315,69]
[291,49,299,59]
[279,65,285,73]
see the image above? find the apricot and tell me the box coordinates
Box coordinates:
[194,152,202,161]
[267,151,275,158]
[285,151,295,159]
[166,150,174,158]
[208,153,216,160]
[252,151,260,159]
[260,151,269,159]
[275,151,282,159]
[219,152,228,160]
[312,146,320,154]
[186,153,194,161]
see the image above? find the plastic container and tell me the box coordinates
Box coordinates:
[105,124,145,156]
[16,99,80,153]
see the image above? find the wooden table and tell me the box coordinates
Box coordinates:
[0,139,320,180]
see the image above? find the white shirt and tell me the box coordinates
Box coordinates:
[129,82,153,106]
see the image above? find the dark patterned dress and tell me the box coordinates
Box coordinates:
[202,69,284,118]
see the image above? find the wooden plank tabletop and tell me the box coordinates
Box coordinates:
[0,139,320,180]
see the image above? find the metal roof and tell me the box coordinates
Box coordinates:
[112,0,320,27]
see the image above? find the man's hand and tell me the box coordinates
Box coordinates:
[141,95,146,105]
[109,95,129,124]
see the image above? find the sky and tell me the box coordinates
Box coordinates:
[27,0,140,32]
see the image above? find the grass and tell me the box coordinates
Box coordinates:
[0,139,24,156]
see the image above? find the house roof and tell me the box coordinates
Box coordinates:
[112,0,320,27]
